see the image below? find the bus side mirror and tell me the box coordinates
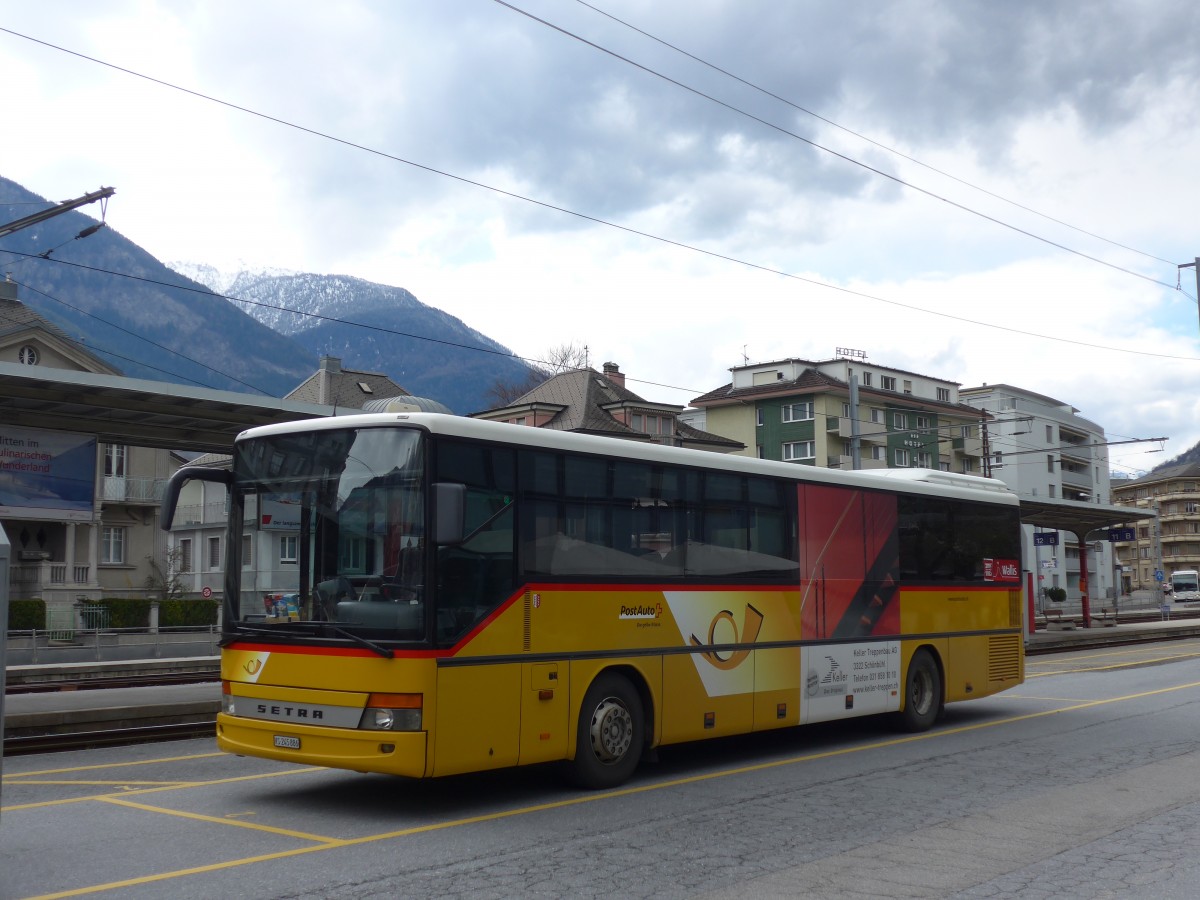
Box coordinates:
[160,466,232,530]
[434,482,466,545]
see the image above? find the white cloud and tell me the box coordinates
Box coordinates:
[4,0,1200,477]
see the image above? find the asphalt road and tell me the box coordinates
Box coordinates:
[4,637,1200,899]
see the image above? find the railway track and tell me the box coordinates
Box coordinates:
[4,719,217,756]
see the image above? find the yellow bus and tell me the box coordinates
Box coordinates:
[163,413,1024,788]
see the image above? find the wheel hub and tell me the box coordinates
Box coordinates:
[589,698,633,763]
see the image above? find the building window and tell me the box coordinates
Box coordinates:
[862,372,872,387]
[1048,484,1056,498]
[937,387,950,402]
[1046,424,1054,442]
[18,344,39,365]
[756,445,765,458]
[208,537,221,569]
[178,538,192,573]
[842,402,851,418]
[632,413,643,431]
[903,380,913,394]
[104,444,127,478]
[871,408,884,424]
[782,440,815,463]
[916,451,932,467]
[962,458,975,473]
[961,425,972,438]
[242,535,252,568]
[1047,455,1055,473]
[881,376,896,391]
[914,415,930,430]
[871,446,886,461]
[101,526,126,564]
[781,402,814,423]
[893,412,907,429]
[894,448,910,467]
[280,535,298,563]
[756,408,764,427]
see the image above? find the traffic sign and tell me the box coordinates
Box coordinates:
[1155,570,1164,581]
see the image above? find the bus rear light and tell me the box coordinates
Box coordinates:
[360,693,423,731]
[221,681,235,715]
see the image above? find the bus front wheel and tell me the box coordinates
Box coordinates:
[571,673,644,789]
[898,649,941,732]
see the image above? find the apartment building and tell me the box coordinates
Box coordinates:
[690,353,985,473]
[1110,462,1200,595]
[959,383,1114,601]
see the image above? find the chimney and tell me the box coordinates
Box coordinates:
[602,361,625,388]
[319,356,341,405]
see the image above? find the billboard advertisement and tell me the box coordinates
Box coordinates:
[0,425,97,521]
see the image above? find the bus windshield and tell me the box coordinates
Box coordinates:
[230,426,427,643]
[1170,571,1199,594]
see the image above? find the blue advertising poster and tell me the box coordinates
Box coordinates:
[0,426,97,521]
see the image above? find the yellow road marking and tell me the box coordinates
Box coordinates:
[2,767,322,812]
[3,752,223,779]
[98,796,340,842]
[19,678,1200,900]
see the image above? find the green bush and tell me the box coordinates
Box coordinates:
[82,597,219,629]
[8,598,47,630]
[92,598,152,629]
[159,599,219,627]
[1045,586,1067,603]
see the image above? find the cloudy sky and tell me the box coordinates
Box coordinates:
[3,0,1199,480]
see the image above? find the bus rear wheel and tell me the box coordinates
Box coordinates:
[571,673,644,789]
[898,648,941,732]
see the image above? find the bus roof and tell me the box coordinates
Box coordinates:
[236,412,1020,507]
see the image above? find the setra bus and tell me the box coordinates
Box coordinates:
[162,412,1024,788]
[1170,569,1200,602]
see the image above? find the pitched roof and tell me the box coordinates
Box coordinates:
[0,294,122,375]
[285,357,409,410]
[476,367,743,451]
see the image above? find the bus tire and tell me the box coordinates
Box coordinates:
[898,648,941,733]
[571,672,644,789]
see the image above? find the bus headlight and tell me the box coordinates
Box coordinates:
[359,693,423,731]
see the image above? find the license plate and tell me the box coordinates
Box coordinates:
[273,735,301,750]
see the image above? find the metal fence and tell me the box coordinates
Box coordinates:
[4,625,221,665]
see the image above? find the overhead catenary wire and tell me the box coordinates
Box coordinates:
[0,23,1194,332]
[569,0,1175,268]
[490,0,1183,293]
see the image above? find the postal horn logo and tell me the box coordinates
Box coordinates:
[243,657,264,676]
[690,604,764,671]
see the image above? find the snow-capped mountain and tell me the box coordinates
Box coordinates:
[172,264,534,413]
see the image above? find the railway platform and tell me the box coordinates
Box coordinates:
[6,614,1200,752]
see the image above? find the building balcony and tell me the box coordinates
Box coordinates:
[170,502,229,527]
[101,475,169,505]
[951,435,983,456]
[826,417,888,442]
[1060,468,1093,491]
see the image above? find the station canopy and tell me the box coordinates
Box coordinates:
[0,362,337,455]
[1018,496,1155,539]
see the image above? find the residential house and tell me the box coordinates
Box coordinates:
[0,278,181,615]
[471,362,744,452]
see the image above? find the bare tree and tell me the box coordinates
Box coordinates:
[485,341,589,407]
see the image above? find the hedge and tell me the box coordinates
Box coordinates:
[8,598,47,630]
[82,598,220,629]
